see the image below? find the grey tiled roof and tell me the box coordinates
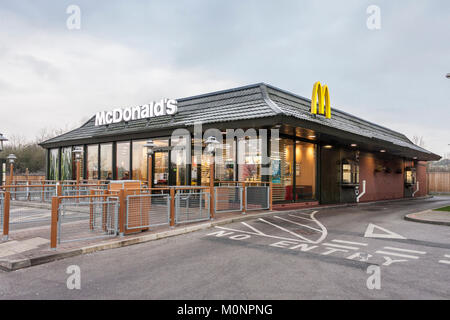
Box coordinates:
[40,83,439,160]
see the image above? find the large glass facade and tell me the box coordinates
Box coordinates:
[49,148,59,180]
[100,143,113,180]
[87,144,99,180]
[61,147,72,180]
[116,141,130,180]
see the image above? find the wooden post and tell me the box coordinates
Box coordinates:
[76,160,80,184]
[25,168,29,183]
[2,191,10,240]
[242,182,246,214]
[9,163,13,186]
[170,187,175,227]
[57,183,62,197]
[209,161,215,219]
[50,196,59,249]
[269,181,273,211]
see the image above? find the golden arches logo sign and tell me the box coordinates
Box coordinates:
[311,81,331,119]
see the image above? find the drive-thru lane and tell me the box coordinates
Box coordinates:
[0,196,449,299]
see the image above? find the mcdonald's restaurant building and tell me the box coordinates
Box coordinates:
[40,83,440,207]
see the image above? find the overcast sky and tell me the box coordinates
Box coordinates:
[0,0,449,156]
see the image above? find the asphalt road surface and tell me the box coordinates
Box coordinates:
[1,196,449,299]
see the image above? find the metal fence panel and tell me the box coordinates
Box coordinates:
[8,185,56,203]
[175,191,210,224]
[246,186,269,211]
[126,194,170,230]
[215,186,242,213]
[58,197,119,244]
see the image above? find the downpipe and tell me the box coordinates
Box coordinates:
[412,181,420,197]
[356,180,366,203]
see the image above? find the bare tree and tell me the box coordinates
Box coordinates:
[412,135,426,148]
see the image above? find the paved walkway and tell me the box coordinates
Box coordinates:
[405,209,450,226]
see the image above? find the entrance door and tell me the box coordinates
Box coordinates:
[153,151,169,187]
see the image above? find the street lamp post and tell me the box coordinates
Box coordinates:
[6,154,17,185]
[205,136,220,219]
[73,147,84,184]
[144,140,156,188]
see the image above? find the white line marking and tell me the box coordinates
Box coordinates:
[274,216,322,232]
[445,254,450,259]
[375,250,419,259]
[383,246,426,255]
[332,239,368,246]
[310,211,327,244]
[258,218,314,243]
[364,223,406,239]
[439,260,450,265]
[323,243,359,250]
[287,214,314,222]
[241,222,265,235]
[214,226,303,243]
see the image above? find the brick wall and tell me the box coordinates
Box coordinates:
[415,161,428,197]
[359,152,404,202]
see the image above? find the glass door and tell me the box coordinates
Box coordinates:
[153,151,169,187]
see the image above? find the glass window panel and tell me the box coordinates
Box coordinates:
[295,141,316,200]
[100,143,113,180]
[271,139,294,201]
[216,139,236,181]
[171,136,188,186]
[154,152,169,187]
[87,145,99,180]
[238,137,262,182]
[71,146,84,180]
[61,147,72,181]
[132,140,147,181]
[116,142,130,180]
[49,148,59,180]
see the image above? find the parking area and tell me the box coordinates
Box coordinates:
[0,196,449,299]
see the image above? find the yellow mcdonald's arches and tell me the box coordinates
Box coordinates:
[311,81,331,119]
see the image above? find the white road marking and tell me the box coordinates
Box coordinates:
[258,218,314,243]
[438,260,450,265]
[241,222,265,235]
[309,211,328,244]
[287,214,314,222]
[274,216,322,232]
[332,239,368,246]
[214,226,303,243]
[383,246,427,255]
[323,243,359,250]
[364,223,406,239]
[445,254,450,258]
[375,250,419,259]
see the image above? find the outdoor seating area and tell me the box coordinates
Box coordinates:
[0,179,272,249]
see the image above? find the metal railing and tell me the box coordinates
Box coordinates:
[246,186,270,211]
[57,196,119,244]
[175,190,210,224]
[215,186,243,213]
[126,194,170,230]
